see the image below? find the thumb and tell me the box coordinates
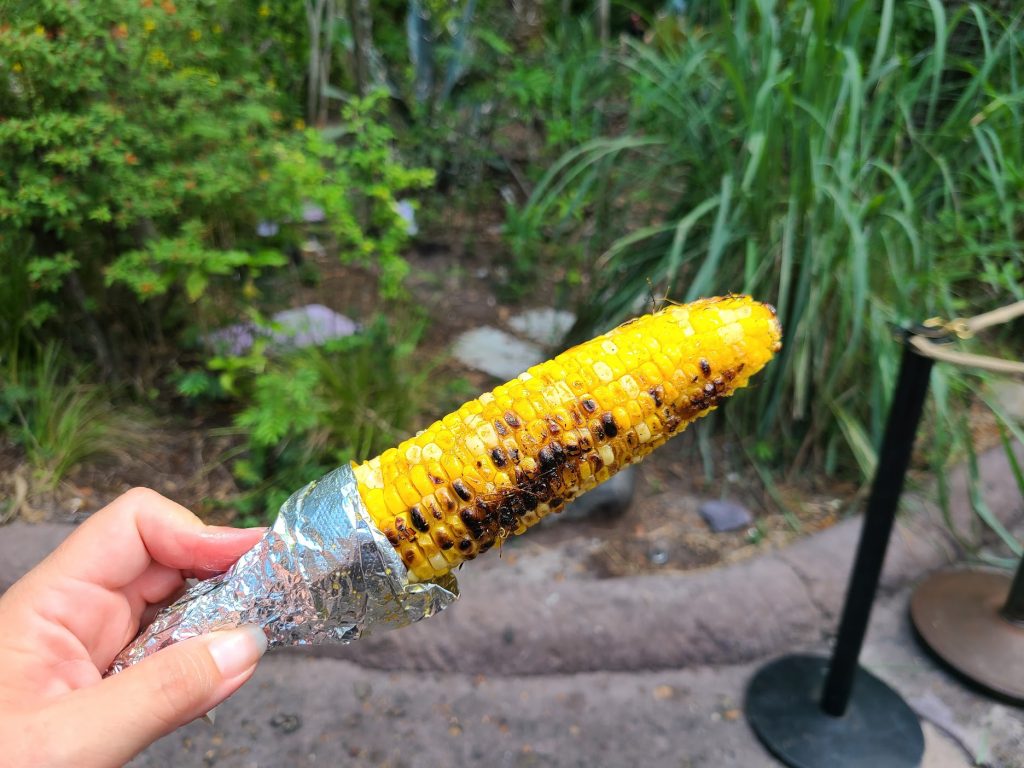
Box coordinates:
[51,626,267,767]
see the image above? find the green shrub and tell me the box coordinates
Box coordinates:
[196,313,453,525]
[0,0,436,501]
[0,1,290,359]
[0,1,431,366]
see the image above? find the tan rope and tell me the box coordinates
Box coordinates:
[913,300,1024,377]
[962,299,1024,334]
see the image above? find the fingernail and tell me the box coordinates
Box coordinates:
[203,525,268,539]
[208,625,267,678]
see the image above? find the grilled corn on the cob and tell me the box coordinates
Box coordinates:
[352,295,782,581]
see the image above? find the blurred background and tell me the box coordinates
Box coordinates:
[1,0,1022,573]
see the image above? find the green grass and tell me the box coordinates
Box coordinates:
[519,0,1023,474]
[1,345,150,490]
[512,0,1024,557]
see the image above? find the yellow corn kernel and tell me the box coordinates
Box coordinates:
[394,475,421,508]
[362,487,387,522]
[383,484,405,515]
[409,464,435,497]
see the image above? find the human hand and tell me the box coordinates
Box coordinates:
[0,488,268,767]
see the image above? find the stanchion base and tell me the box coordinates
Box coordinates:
[745,655,923,768]
[911,568,1024,704]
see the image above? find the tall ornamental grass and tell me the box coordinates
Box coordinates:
[518,0,1024,496]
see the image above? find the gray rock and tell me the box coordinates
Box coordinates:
[698,499,753,532]
[394,199,418,235]
[553,465,637,522]
[204,303,358,356]
[507,308,577,347]
[451,326,544,380]
[269,304,357,349]
[301,202,326,223]
[256,220,279,237]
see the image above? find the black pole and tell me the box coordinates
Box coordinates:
[820,334,936,716]
[1001,556,1024,626]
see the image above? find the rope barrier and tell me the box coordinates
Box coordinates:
[911,300,1024,377]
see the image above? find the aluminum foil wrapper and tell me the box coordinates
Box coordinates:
[107,464,458,674]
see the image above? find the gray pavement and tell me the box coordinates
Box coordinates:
[129,586,1019,767]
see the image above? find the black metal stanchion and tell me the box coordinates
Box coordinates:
[910,554,1024,704]
[745,332,935,768]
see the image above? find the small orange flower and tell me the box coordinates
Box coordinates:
[125,152,139,165]
[112,23,129,40]
[161,0,177,14]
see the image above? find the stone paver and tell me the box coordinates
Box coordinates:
[507,308,576,347]
[451,326,544,381]
[449,307,576,381]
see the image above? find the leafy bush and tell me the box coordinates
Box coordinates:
[1,0,438,510]
[517,0,1024,482]
[0,1,430,367]
[193,313,453,525]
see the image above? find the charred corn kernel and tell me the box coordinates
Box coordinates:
[352,296,782,581]
[435,486,457,515]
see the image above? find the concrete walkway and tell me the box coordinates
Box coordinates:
[127,587,1020,768]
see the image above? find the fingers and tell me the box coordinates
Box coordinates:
[44,626,267,767]
[38,487,265,590]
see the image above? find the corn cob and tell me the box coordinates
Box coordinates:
[352,295,782,581]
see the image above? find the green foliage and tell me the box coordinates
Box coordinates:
[0,1,431,364]
[0,0,436,497]
[494,20,622,301]
[517,0,1024,483]
[105,221,287,303]
[0,345,148,488]
[312,97,435,296]
[0,0,294,357]
[196,313,449,525]
[500,20,617,155]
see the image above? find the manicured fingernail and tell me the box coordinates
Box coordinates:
[208,625,267,678]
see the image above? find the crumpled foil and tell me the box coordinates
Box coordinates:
[107,464,459,674]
